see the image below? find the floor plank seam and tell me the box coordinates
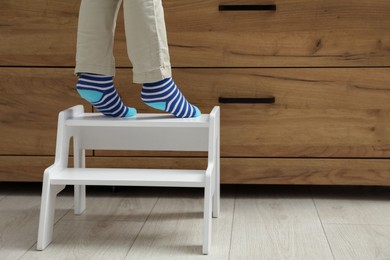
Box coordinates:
[123,190,161,259]
[228,185,237,260]
[310,187,336,260]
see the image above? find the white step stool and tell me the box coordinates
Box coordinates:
[37,105,220,254]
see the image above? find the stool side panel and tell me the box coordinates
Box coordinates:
[70,126,209,151]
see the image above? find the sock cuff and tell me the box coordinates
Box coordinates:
[143,77,172,86]
[79,73,113,81]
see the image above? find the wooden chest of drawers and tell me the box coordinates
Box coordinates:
[1,0,390,185]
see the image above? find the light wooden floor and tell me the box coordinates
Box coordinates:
[0,183,389,260]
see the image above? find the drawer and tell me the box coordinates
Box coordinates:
[164,0,390,67]
[96,67,390,158]
[2,67,390,158]
[1,0,389,67]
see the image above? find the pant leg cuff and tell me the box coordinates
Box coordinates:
[74,64,116,77]
[132,66,172,84]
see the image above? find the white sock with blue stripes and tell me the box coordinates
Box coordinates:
[76,73,136,117]
[141,77,201,118]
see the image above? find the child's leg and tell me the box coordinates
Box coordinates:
[74,0,136,117]
[74,0,122,77]
[123,0,201,118]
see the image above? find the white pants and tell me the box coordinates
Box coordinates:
[74,0,172,83]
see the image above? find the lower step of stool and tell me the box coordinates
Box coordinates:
[50,168,205,187]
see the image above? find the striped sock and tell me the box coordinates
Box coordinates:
[141,77,201,118]
[76,73,136,117]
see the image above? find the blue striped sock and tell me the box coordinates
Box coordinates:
[141,77,201,118]
[76,73,136,117]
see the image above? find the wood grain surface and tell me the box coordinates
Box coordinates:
[312,185,390,225]
[1,185,389,259]
[323,224,390,260]
[0,191,73,260]
[229,185,334,259]
[0,68,390,158]
[124,187,235,259]
[0,68,92,155]
[1,1,390,185]
[1,0,389,66]
[2,68,390,158]
[20,188,160,260]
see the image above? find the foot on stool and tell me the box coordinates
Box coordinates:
[76,73,136,118]
[141,77,201,118]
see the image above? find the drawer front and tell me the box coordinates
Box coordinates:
[165,0,390,67]
[1,0,389,67]
[99,67,390,158]
[2,67,390,158]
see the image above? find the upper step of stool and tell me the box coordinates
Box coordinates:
[66,113,210,128]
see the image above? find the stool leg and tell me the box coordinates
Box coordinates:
[74,146,86,215]
[202,172,212,254]
[212,135,220,218]
[74,185,86,215]
[37,177,65,250]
